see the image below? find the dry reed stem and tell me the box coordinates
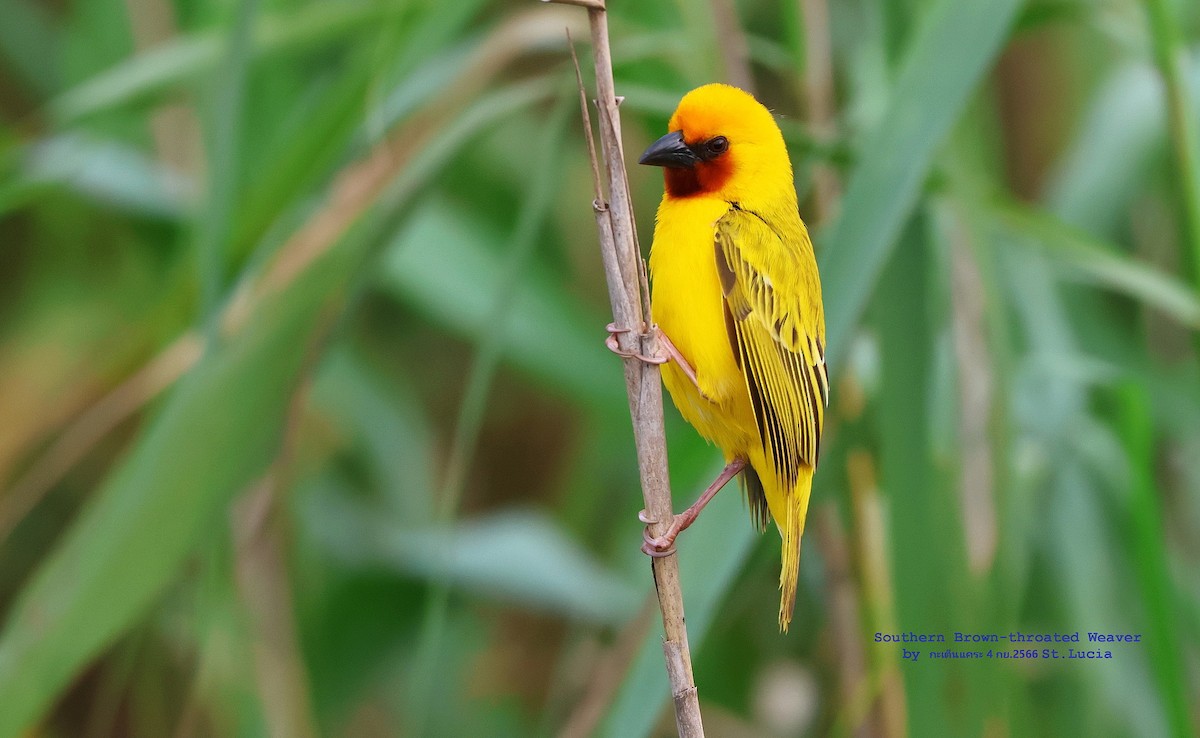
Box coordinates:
[0,335,204,544]
[556,597,655,738]
[948,222,997,575]
[232,474,319,738]
[814,506,872,738]
[229,306,336,738]
[800,0,839,222]
[708,0,753,93]
[554,1,704,734]
[847,450,907,738]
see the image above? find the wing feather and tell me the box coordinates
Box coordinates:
[715,207,827,490]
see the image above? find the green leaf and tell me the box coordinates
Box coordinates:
[876,216,975,737]
[1117,382,1196,738]
[0,0,60,94]
[194,0,259,323]
[309,349,438,523]
[16,134,191,219]
[989,199,1200,329]
[48,2,397,124]
[1045,54,1200,237]
[0,81,553,738]
[0,244,351,738]
[1045,64,1167,234]
[818,0,1026,370]
[307,500,641,625]
[229,0,491,264]
[377,199,621,407]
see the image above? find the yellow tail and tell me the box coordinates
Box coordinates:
[777,467,814,632]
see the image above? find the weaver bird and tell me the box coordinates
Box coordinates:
[611,83,827,631]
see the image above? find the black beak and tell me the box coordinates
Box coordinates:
[638,130,699,168]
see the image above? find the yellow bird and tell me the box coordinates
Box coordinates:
[615,84,827,631]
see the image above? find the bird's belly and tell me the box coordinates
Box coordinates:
[649,200,756,455]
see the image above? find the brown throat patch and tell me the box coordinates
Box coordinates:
[663,155,735,198]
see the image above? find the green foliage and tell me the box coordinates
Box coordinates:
[1,0,1198,736]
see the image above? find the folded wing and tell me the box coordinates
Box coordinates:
[714,207,828,493]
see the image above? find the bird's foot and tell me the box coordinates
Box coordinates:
[635,458,748,558]
[605,323,705,397]
[605,323,667,365]
[637,510,686,558]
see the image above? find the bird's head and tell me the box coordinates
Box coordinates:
[639,83,793,203]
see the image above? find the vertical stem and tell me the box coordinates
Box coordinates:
[708,0,753,92]
[197,0,258,333]
[1116,383,1196,738]
[799,0,840,222]
[554,1,705,734]
[1144,0,1200,351]
[408,92,571,737]
[232,477,319,738]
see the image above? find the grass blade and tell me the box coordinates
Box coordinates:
[1143,0,1200,319]
[818,0,1025,369]
[48,2,395,124]
[0,252,347,738]
[0,81,553,738]
[1116,383,1195,738]
[0,0,59,94]
[990,199,1200,329]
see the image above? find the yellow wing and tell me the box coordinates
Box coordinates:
[714,205,828,498]
[716,205,826,630]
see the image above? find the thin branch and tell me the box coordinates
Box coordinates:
[121,0,203,176]
[232,461,318,738]
[556,1,705,735]
[948,220,997,575]
[568,33,603,204]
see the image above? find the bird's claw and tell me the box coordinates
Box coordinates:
[640,513,679,557]
[641,532,676,558]
[605,323,667,365]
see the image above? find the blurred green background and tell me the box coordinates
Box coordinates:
[2,0,1199,736]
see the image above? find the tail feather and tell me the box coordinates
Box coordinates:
[742,465,771,533]
[777,469,813,632]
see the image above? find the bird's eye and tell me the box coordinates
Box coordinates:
[707,136,729,155]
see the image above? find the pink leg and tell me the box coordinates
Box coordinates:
[640,458,748,557]
[655,330,702,394]
[605,323,704,396]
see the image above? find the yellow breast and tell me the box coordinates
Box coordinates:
[648,196,757,455]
